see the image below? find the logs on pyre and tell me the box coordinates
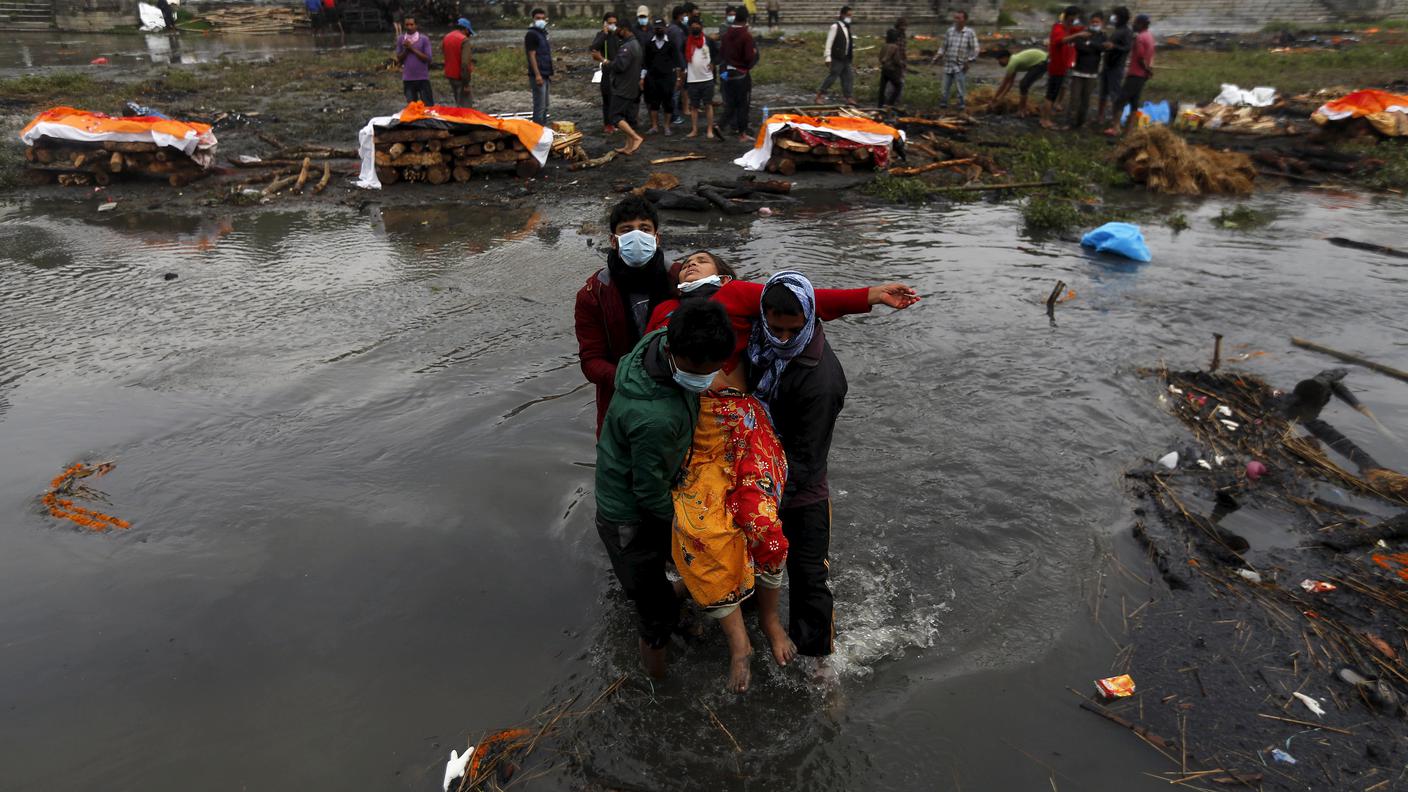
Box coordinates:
[762,127,888,176]
[24,137,209,188]
[372,126,541,186]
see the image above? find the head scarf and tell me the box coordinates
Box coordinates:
[747,270,817,406]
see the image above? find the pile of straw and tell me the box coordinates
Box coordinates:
[1115,126,1256,195]
[966,85,1019,115]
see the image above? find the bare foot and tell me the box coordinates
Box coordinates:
[1039,119,1057,130]
[622,137,644,155]
[706,132,715,139]
[686,130,699,138]
[728,652,751,693]
[639,638,667,679]
[763,620,797,666]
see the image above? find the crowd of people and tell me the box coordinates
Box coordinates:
[575,196,919,690]
[377,3,1155,149]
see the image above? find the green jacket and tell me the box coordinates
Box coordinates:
[595,328,699,523]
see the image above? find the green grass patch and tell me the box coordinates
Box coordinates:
[1339,139,1408,191]
[0,141,24,191]
[862,173,938,203]
[0,71,99,97]
[1021,194,1083,234]
[1166,212,1190,232]
[1146,44,1408,105]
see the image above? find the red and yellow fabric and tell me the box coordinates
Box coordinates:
[19,106,217,159]
[1313,89,1408,137]
[735,113,903,171]
[356,102,553,189]
[672,390,788,611]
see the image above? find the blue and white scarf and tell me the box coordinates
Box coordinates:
[747,270,817,406]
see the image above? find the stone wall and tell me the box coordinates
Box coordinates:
[54,0,136,30]
[1137,0,1408,29]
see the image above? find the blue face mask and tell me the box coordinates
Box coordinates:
[638,16,648,25]
[670,357,717,393]
[726,14,735,23]
[534,18,547,29]
[615,229,657,267]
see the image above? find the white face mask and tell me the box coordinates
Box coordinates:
[1091,23,1102,31]
[533,18,547,29]
[607,22,617,31]
[679,274,722,292]
[843,16,852,24]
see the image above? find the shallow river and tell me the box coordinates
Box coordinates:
[1,188,1405,790]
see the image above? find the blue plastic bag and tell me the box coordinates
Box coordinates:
[1119,100,1171,126]
[1081,222,1152,262]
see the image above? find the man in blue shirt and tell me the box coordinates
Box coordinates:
[524,8,554,125]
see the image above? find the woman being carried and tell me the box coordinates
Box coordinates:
[672,359,790,693]
[646,251,919,362]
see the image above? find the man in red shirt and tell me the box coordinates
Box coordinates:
[1040,5,1089,130]
[1106,14,1155,136]
[442,18,474,107]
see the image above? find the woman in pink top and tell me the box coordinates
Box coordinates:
[1106,14,1154,137]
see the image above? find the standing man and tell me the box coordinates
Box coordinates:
[525,8,554,125]
[720,7,758,141]
[814,6,854,105]
[766,0,779,30]
[745,272,915,667]
[442,18,474,108]
[595,298,736,679]
[643,17,683,135]
[990,48,1048,117]
[1106,14,1154,136]
[590,11,621,133]
[575,196,677,435]
[1096,6,1132,127]
[1066,10,1104,129]
[937,10,978,111]
[1041,6,1088,129]
[877,27,905,107]
[684,17,719,138]
[665,6,689,125]
[395,17,433,105]
[718,4,735,38]
[610,22,647,155]
[633,4,652,38]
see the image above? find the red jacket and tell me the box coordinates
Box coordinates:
[647,279,872,369]
[1048,22,1080,76]
[575,268,636,435]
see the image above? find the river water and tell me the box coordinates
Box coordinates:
[1,188,1405,791]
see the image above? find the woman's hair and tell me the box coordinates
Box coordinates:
[667,300,734,364]
[680,250,737,283]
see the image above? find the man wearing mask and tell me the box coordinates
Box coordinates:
[937,10,978,111]
[718,5,735,38]
[1041,5,1089,130]
[609,21,647,154]
[595,297,736,679]
[1096,6,1132,127]
[632,4,652,37]
[720,7,758,140]
[394,17,433,105]
[684,18,720,138]
[1066,10,1105,128]
[666,5,693,124]
[575,197,676,435]
[643,17,684,135]
[524,8,554,125]
[814,6,854,105]
[590,11,621,132]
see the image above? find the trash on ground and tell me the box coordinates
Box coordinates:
[1301,579,1336,593]
[442,746,474,791]
[1213,84,1279,108]
[1270,747,1297,764]
[1236,568,1263,584]
[1081,222,1152,263]
[1157,451,1179,469]
[1245,460,1268,480]
[356,103,552,190]
[1095,674,1136,699]
[20,107,218,188]
[97,201,116,211]
[1115,127,1256,195]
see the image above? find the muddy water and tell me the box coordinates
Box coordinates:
[1,189,1405,791]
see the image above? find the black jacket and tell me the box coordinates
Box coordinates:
[828,20,854,61]
[753,321,847,508]
[1072,30,1106,75]
[643,36,683,79]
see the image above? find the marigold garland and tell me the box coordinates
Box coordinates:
[42,461,130,531]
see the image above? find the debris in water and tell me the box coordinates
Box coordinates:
[163,272,178,281]
[1245,460,1267,480]
[1292,692,1326,717]
[1080,222,1152,262]
[1095,674,1136,699]
[42,462,130,531]
[98,201,116,212]
[442,746,474,791]
[1270,748,1297,764]
[1300,579,1336,593]
[1157,451,1179,469]
[1236,569,1263,584]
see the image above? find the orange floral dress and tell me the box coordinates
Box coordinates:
[672,389,789,611]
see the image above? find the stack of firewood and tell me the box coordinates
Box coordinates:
[200,5,308,34]
[372,126,540,186]
[551,130,587,162]
[763,128,883,176]
[24,138,208,187]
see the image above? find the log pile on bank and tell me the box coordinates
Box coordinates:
[371,126,540,185]
[763,128,885,175]
[736,114,902,176]
[356,104,553,189]
[19,107,217,188]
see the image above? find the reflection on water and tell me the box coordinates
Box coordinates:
[0,190,1405,790]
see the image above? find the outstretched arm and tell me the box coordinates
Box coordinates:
[722,279,919,322]
[993,71,1017,101]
